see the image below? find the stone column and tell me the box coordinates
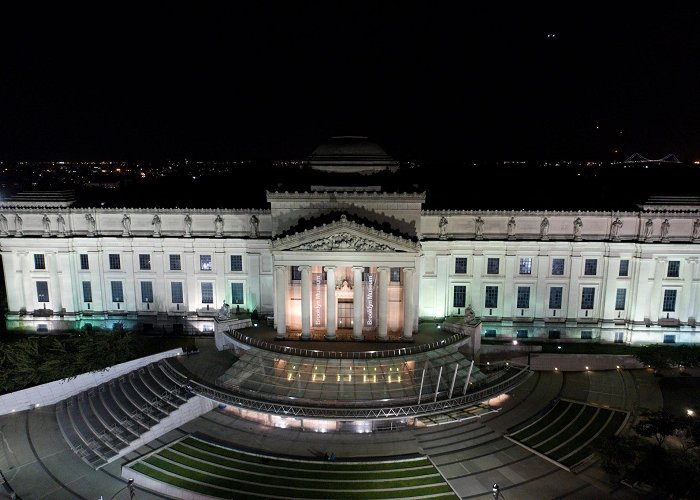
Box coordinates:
[300,265,311,340]
[325,266,337,340]
[275,265,288,339]
[403,267,414,340]
[377,266,389,340]
[352,266,364,341]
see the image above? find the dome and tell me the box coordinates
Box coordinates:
[308,136,398,174]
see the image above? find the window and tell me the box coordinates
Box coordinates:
[82,281,92,302]
[487,258,500,275]
[619,259,629,277]
[551,258,565,276]
[663,335,676,344]
[171,282,184,304]
[485,286,498,308]
[111,281,124,302]
[667,261,680,278]
[34,254,45,270]
[231,283,244,304]
[390,267,401,282]
[584,259,597,276]
[141,281,154,303]
[615,288,626,310]
[201,282,214,304]
[455,257,467,274]
[519,258,532,274]
[139,254,151,270]
[231,254,243,272]
[581,287,595,309]
[109,254,121,270]
[662,289,677,312]
[453,285,466,308]
[80,254,89,270]
[200,255,212,271]
[549,287,563,309]
[516,286,530,309]
[516,329,528,338]
[484,329,497,338]
[291,266,302,281]
[548,330,561,339]
[36,281,49,302]
[581,330,593,340]
[169,254,181,271]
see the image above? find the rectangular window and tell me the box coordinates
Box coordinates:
[581,287,595,310]
[619,259,629,277]
[519,258,532,275]
[111,281,124,302]
[171,282,184,304]
[548,330,561,339]
[36,281,49,302]
[231,254,243,272]
[141,281,154,303]
[551,258,565,276]
[80,253,89,270]
[34,254,46,270]
[667,261,680,278]
[484,329,497,338]
[549,287,563,309]
[516,329,528,338]
[487,258,500,275]
[581,330,593,340]
[139,254,151,271]
[82,281,92,302]
[291,266,302,281]
[169,254,181,271]
[485,286,498,308]
[201,282,214,304]
[615,288,626,310]
[584,259,597,276]
[453,285,466,308]
[663,334,676,344]
[231,283,244,304]
[662,289,677,312]
[390,267,401,282]
[109,254,121,270]
[455,257,467,274]
[200,255,212,271]
[516,286,530,309]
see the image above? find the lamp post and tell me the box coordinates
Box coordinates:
[492,483,500,499]
[110,478,134,500]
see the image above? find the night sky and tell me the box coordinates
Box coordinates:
[1,4,699,162]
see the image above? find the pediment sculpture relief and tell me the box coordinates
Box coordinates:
[289,232,393,251]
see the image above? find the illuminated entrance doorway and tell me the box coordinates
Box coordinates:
[338,300,353,329]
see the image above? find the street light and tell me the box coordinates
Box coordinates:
[492,483,500,499]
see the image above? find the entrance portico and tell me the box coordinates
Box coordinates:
[271,215,419,341]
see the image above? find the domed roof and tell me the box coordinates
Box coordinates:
[308,136,398,174]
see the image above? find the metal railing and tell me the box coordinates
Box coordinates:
[224,328,469,359]
[161,358,532,419]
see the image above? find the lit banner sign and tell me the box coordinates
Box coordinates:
[364,272,377,329]
[312,273,325,327]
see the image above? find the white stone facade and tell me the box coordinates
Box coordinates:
[1,200,699,344]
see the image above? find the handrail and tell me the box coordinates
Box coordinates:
[224,328,470,359]
[161,358,531,419]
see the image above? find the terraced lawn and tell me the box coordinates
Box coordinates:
[506,399,628,470]
[124,435,457,499]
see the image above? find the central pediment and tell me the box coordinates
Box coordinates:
[271,215,419,253]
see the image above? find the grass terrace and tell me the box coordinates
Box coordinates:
[506,399,628,469]
[125,435,458,499]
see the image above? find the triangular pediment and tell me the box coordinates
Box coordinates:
[272,215,418,252]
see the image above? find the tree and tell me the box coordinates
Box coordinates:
[633,411,681,447]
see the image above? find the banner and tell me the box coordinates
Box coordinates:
[364,272,377,329]
[312,273,325,327]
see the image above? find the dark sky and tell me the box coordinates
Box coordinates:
[1,4,699,162]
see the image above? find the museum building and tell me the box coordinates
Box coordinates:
[1,137,700,345]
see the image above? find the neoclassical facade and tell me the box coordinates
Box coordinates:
[2,138,700,344]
